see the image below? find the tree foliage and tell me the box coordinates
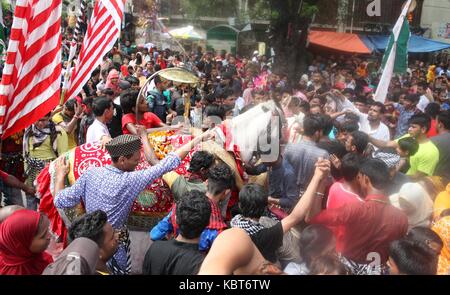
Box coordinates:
[180,0,238,19]
[179,0,319,81]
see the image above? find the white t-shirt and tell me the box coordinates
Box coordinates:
[360,119,391,142]
[417,95,430,113]
[86,119,111,144]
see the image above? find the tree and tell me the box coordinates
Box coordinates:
[179,0,319,83]
[265,0,318,82]
[180,0,238,19]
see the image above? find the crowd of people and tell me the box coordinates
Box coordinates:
[0,29,450,275]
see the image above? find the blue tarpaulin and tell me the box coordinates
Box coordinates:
[360,35,450,53]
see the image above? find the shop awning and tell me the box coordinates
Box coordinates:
[361,34,450,53]
[308,31,372,54]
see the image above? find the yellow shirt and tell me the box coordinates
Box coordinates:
[52,112,78,150]
[396,135,439,176]
[434,183,450,220]
[28,130,69,160]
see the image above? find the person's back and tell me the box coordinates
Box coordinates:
[326,154,363,210]
[231,185,284,263]
[283,114,329,210]
[143,191,210,275]
[311,159,408,268]
[430,111,450,182]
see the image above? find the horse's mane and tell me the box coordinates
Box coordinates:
[226,100,283,163]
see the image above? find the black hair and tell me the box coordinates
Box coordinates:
[175,104,185,116]
[318,114,333,135]
[309,254,349,275]
[406,227,443,255]
[101,88,115,96]
[154,75,162,85]
[303,114,323,137]
[354,96,367,105]
[83,96,94,108]
[341,153,361,182]
[204,104,226,120]
[176,190,211,239]
[339,121,359,134]
[68,210,108,246]
[349,131,369,154]
[289,96,302,108]
[344,112,360,125]
[64,98,76,112]
[370,101,386,114]
[207,163,235,196]
[136,53,143,65]
[92,68,100,77]
[417,81,428,89]
[408,113,431,133]
[398,137,419,157]
[358,158,390,190]
[425,102,441,120]
[299,225,335,267]
[238,184,268,219]
[389,239,437,275]
[342,88,355,96]
[120,90,139,114]
[299,100,310,113]
[125,76,139,86]
[188,151,215,173]
[92,96,113,117]
[437,110,450,130]
[404,93,420,104]
[110,152,136,163]
[325,141,348,159]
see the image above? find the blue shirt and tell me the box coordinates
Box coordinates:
[54,152,181,271]
[150,212,219,251]
[395,104,421,139]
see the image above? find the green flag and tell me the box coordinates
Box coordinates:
[374,0,412,103]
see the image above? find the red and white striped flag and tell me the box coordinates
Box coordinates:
[0,0,62,139]
[65,0,125,101]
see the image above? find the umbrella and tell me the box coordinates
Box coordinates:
[168,26,205,41]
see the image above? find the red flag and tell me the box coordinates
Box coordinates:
[65,0,125,101]
[0,0,62,139]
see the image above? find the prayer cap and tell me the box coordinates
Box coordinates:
[105,134,142,158]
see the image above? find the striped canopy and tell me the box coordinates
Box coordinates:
[169,26,205,41]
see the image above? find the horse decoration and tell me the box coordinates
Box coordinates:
[37,100,283,244]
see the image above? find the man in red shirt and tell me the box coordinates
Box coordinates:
[309,159,408,275]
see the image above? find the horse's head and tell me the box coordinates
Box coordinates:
[218,100,283,163]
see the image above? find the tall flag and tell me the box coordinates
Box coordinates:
[65,0,125,102]
[0,1,6,56]
[374,0,412,103]
[63,0,87,92]
[0,0,62,139]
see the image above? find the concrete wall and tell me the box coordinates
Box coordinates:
[421,0,450,43]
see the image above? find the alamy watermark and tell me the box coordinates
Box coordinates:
[367,0,381,17]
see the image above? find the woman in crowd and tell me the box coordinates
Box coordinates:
[23,114,68,210]
[0,210,53,275]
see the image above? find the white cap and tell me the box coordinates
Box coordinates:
[253,50,259,56]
